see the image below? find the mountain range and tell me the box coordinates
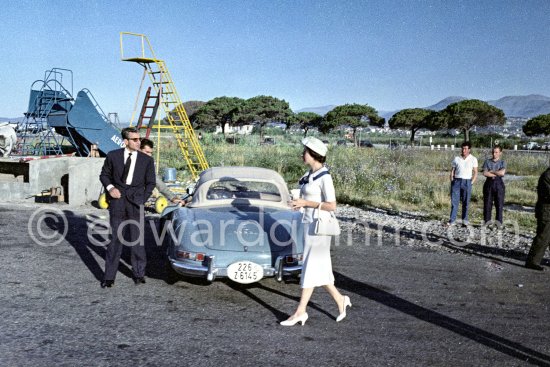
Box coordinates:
[0,116,25,123]
[296,94,550,121]
[3,94,550,123]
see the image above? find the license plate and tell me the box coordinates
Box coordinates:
[228,261,263,284]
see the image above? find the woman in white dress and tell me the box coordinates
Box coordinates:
[280,137,352,326]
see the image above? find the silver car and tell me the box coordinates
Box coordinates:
[162,166,304,284]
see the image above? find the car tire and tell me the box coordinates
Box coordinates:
[163,257,181,285]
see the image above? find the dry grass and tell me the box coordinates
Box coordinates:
[154,133,545,231]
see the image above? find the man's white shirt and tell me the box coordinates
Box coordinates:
[452,154,478,179]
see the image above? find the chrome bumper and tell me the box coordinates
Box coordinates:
[169,255,302,282]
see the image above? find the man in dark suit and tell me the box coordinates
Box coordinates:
[525,167,550,271]
[99,127,156,287]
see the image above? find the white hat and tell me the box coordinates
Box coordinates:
[301,137,328,157]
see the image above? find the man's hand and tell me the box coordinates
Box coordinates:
[171,198,185,207]
[109,187,121,199]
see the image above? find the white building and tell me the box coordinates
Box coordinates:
[215,123,254,135]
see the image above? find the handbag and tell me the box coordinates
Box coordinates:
[313,203,341,236]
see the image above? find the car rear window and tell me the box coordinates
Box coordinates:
[206,180,282,202]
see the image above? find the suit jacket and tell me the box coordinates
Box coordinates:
[535,168,550,221]
[99,148,156,210]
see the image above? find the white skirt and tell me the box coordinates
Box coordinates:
[300,222,335,288]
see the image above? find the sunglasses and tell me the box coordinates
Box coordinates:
[128,137,141,142]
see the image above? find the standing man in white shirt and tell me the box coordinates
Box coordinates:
[448,141,478,226]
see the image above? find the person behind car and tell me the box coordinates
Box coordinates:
[482,145,506,225]
[280,137,351,326]
[447,141,478,226]
[140,138,185,206]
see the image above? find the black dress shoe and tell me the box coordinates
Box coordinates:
[101,280,114,288]
[133,277,146,285]
[525,263,544,271]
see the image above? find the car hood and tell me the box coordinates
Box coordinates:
[182,206,301,253]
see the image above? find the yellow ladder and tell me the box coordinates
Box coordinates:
[120,32,208,180]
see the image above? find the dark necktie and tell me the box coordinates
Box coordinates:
[121,152,132,183]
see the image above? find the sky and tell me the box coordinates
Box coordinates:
[1,0,550,121]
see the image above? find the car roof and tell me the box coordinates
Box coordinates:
[190,166,291,209]
[197,166,287,187]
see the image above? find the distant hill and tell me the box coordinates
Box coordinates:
[300,95,550,121]
[487,94,550,118]
[410,95,550,119]
[381,96,469,120]
[295,105,336,115]
[0,116,24,123]
[425,96,467,111]
[4,94,550,124]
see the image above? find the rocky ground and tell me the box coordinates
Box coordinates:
[336,204,536,262]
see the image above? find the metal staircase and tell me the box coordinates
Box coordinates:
[16,68,73,156]
[120,32,209,180]
[15,67,124,158]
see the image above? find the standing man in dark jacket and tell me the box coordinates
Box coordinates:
[99,127,156,287]
[482,145,506,225]
[525,167,550,271]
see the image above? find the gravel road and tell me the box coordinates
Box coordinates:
[0,202,548,367]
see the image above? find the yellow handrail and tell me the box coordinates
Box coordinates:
[120,32,209,180]
[120,32,158,61]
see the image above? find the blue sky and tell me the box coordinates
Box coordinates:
[1,0,549,120]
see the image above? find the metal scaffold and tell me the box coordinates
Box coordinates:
[16,68,74,156]
[14,67,124,158]
[120,32,209,180]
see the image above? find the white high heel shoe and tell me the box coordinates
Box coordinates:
[336,296,352,322]
[280,313,309,326]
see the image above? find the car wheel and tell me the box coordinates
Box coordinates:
[155,196,169,214]
[163,257,181,284]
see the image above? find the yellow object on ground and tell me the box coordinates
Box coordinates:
[155,196,168,214]
[98,193,109,209]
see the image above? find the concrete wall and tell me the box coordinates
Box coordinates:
[0,157,105,206]
[28,158,70,194]
[0,181,33,201]
[67,157,104,206]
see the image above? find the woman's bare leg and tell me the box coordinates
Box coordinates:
[323,284,345,313]
[286,287,314,319]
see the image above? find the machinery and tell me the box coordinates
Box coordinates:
[15,68,123,157]
[120,32,209,181]
[0,123,17,157]
[13,34,208,213]
[98,33,210,213]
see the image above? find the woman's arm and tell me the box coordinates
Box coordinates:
[291,199,336,211]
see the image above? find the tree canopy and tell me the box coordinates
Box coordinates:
[388,108,434,142]
[289,112,323,137]
[523,113,550,136]
[442,99,505,141]
[165,101,206,127]
[239,95,292,140]
[193,96,244,135]
[182,101,206,119]
[322,103,383,145]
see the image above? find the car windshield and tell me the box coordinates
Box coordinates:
[206,179,282,202]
